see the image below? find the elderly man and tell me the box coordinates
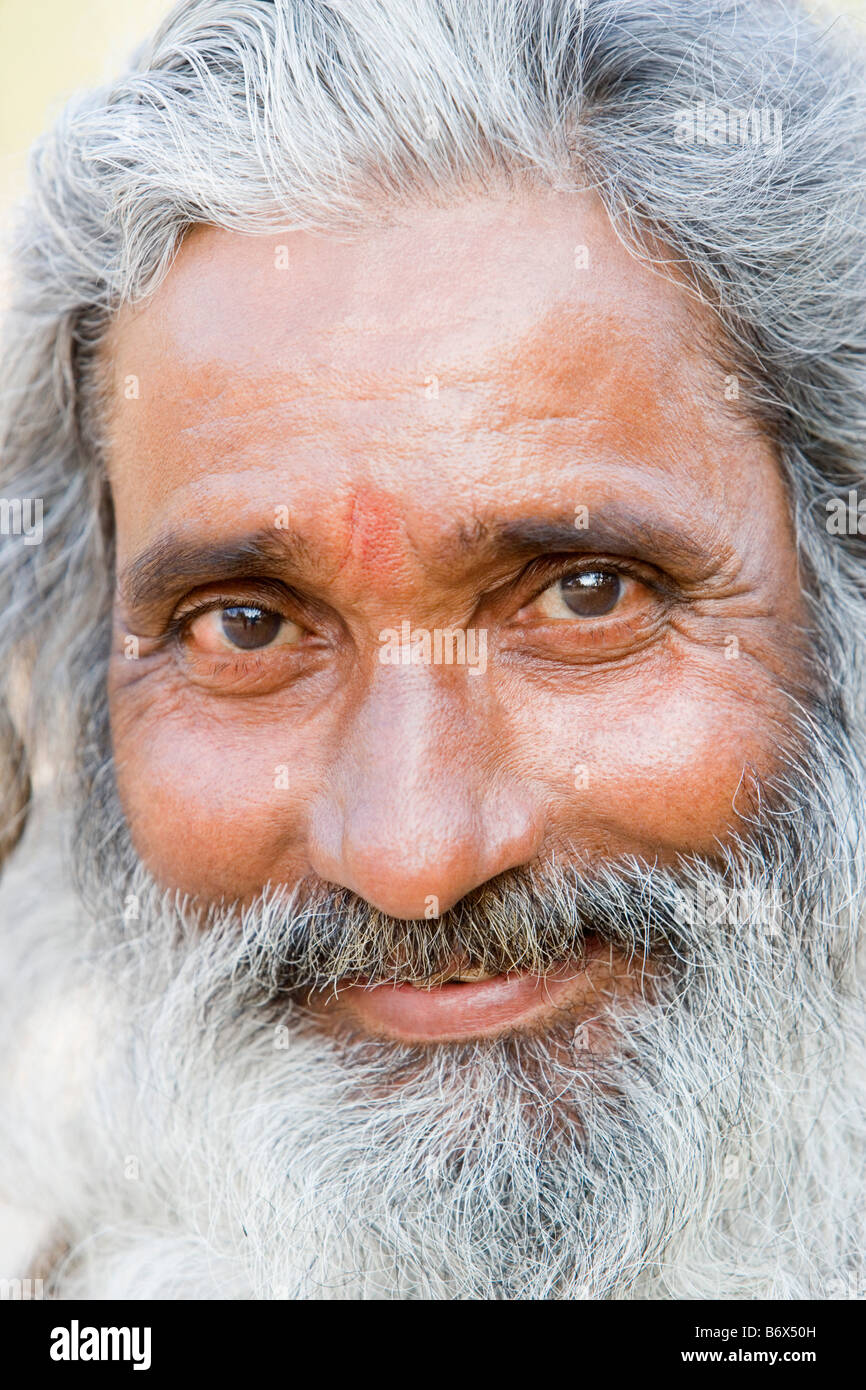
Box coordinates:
[0,0,865,1301]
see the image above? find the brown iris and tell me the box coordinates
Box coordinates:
[220,605,283,649]
[559,570,622,617]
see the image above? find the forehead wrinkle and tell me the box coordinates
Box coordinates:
[108,246,738,454]
[478,304,727,434]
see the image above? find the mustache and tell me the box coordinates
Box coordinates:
[219,858,724,997]
[97,713,851,1009]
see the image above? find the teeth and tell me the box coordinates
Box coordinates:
[407,962,497,989]
[450,964,497,982]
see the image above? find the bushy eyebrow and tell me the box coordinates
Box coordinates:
[119,528,306,617]
[484,512,726,579]
[118,504,731,620]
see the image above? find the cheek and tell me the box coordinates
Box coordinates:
[109,681,317,899]
[508,664,789,859]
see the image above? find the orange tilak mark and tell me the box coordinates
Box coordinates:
[340,487,416,585]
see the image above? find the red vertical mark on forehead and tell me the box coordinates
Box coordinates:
[341,486,416,586]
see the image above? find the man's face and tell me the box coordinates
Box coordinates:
[105,188,807,1043]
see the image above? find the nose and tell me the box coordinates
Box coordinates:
[306,668,543,919]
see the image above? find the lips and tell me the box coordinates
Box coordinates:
[312,943,607,1042]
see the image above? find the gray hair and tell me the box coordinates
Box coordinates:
[2,0,866,866]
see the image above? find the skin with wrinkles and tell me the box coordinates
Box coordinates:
[105,189,809,1037]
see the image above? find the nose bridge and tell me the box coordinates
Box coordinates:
[306,663,541,918]
[355,663,460,813]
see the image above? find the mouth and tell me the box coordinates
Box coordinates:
[308,940,611,1042]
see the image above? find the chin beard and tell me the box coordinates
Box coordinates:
[2,706,866,1300]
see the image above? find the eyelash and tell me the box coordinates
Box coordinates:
[164,557,670,653]
[520,555,667,610]
[166,588,298,643]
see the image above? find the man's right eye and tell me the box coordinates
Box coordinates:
[183,604,305,654]
[535,569,624,620]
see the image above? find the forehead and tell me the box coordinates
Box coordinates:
[104,188,774,568]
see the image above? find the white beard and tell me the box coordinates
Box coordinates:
[2,762,866,1301]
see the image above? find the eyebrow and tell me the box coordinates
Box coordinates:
[119,503,729,620]
[119,528,307,617]
[487,511,726,578]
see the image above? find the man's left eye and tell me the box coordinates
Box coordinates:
[184,604,304,653]
[531,569,625,620]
